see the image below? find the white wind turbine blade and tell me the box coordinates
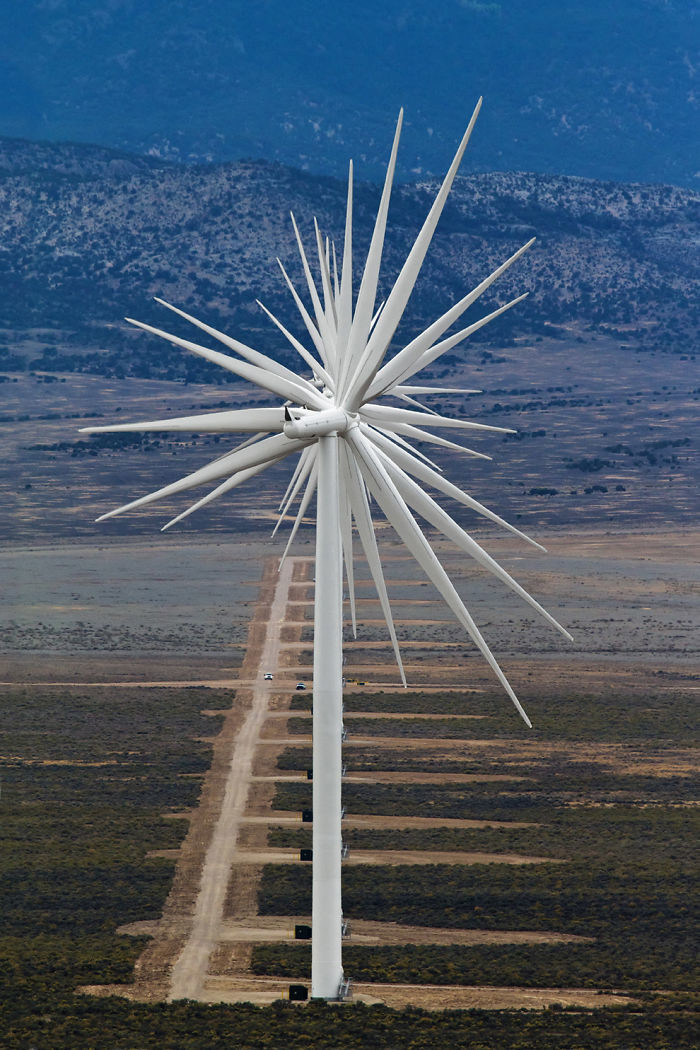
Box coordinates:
[277,258,331,370]
[256,299,334,390]
[375,293,529,395]
[348,428,532,725]
[364,424,545,551]
[273,445,317,537]
[279,456,319,566]
[336,161,354,362]
[367,238,534,399]
[360,403,514,435]
[346,99,482,409]
[375,447,572,639]
[391,393,440,414]
[341,441,406,685]
[161,460,272,532]
[370,300,385,333]
[338,455,357,638]
[203,432,268,469]
[371,425,445,471]
[327,238,338,339]
[331,240,340,304]
[80,407,285,435]
[95,433,308,521]
[153,297,315,392]
[290,213,336,367]
[277,444,312,511]
[368,420,493,459]
[337,110,404,399]
[314,218,338,331]
[392,386,482,396]
[125,317,327,410]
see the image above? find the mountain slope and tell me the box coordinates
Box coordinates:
[0,138,697,383]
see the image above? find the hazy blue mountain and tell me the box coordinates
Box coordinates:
[1,137,697,384]
[0,1,697,186]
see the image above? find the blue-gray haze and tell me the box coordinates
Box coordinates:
[1,0,697,185]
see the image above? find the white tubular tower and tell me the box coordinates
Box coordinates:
[311,433,344,998]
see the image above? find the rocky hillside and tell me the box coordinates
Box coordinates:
[0,138,697,383]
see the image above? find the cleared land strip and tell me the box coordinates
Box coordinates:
[262,736,490,746]
[231,848,560,866]
[194,974,634,1010]
[345,982,635,1012]
[242,814,538,830]
[252,772,527,783]
[218,917,591,946]
[168,556,295,1003]
[268,710,488,720]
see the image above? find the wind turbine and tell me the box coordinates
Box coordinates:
[81,99,571,1000]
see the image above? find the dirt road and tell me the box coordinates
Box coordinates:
[168,557,295,1002]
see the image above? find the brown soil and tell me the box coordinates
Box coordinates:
[79,974,635,1010]
[231,848,560,866]
[253,771,527,784]
[216,916,592,947]
[348,983,636,1011]
[242,814,538,830]
[114,556,292,1002]
[267,710,488,720]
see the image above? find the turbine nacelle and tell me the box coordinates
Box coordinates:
[283,406,353,440]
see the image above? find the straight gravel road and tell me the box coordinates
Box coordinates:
[168,557,295,1002]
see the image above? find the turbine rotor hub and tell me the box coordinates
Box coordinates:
[283,406,351,439]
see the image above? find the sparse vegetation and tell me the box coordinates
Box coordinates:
[0,141,698,387]
[0,684,233,1045]
[2,573,698,1045]
[1,134,697,1045]
[257,682,698,1000]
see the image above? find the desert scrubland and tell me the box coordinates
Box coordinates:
[1,283,698,1047]
[2,500,698,1048]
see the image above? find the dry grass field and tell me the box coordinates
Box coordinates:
[3,323,697,546]
[1,351,698,1046]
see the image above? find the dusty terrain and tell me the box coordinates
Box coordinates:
[4,524,698,1011]
[63,531,696,1007]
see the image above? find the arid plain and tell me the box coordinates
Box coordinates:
[1,341,698,1025]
